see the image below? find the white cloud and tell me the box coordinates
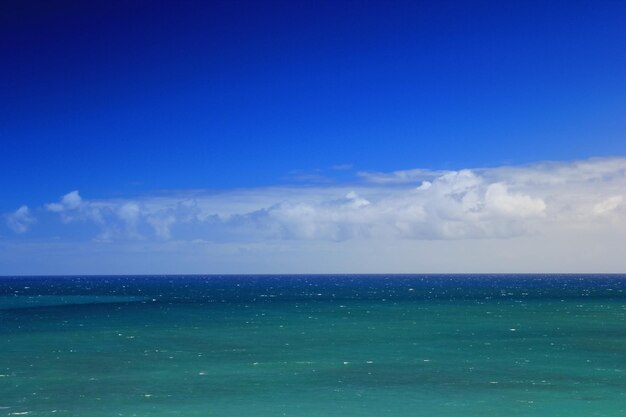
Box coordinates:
[4,157,626,273]
[593,196,624,215]
[45,190,113,230]
[37,157,626,245]
[5,205,36,233]
[45,190,82,212]
[118,202,141,224]
[484,183,546,218]
[358,168,447,184]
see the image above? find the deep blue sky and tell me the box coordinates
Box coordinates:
[2,0,626,211]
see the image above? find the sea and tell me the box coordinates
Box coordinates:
[1,275,625,417]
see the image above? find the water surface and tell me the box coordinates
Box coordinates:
[1,275,625,416]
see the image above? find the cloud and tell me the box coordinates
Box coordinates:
[331,163,353,171]
[484,157,626,186]
[4,157,626,274]
[5,205,36,233]
[45,190,82,212]
[484,183,546,218]
[358,168,447,184]
[593,195,624,215]
[44,190,110,228]
[35,157,626,245]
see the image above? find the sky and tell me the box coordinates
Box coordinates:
[2,1,626,274]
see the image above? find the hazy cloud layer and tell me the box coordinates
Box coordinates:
[32,157,625,242]
[2,157,626,273]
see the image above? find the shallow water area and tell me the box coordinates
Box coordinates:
[1,275,625,416]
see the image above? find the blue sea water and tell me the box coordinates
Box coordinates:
[0,275,625,416]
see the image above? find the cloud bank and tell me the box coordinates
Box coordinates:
[2,157,626,274]
[35,157,625,242]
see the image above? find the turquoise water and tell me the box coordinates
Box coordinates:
[1,275,625,416]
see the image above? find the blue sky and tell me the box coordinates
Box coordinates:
[2,1,626,274]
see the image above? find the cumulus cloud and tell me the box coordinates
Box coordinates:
[44,190,106,225]
[43,190,207,240]
[37,157,626,245]
[484,183,546,218]
[5,205,36,233]
[45,190,82,212]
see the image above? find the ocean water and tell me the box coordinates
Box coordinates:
[1,275,625,417]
